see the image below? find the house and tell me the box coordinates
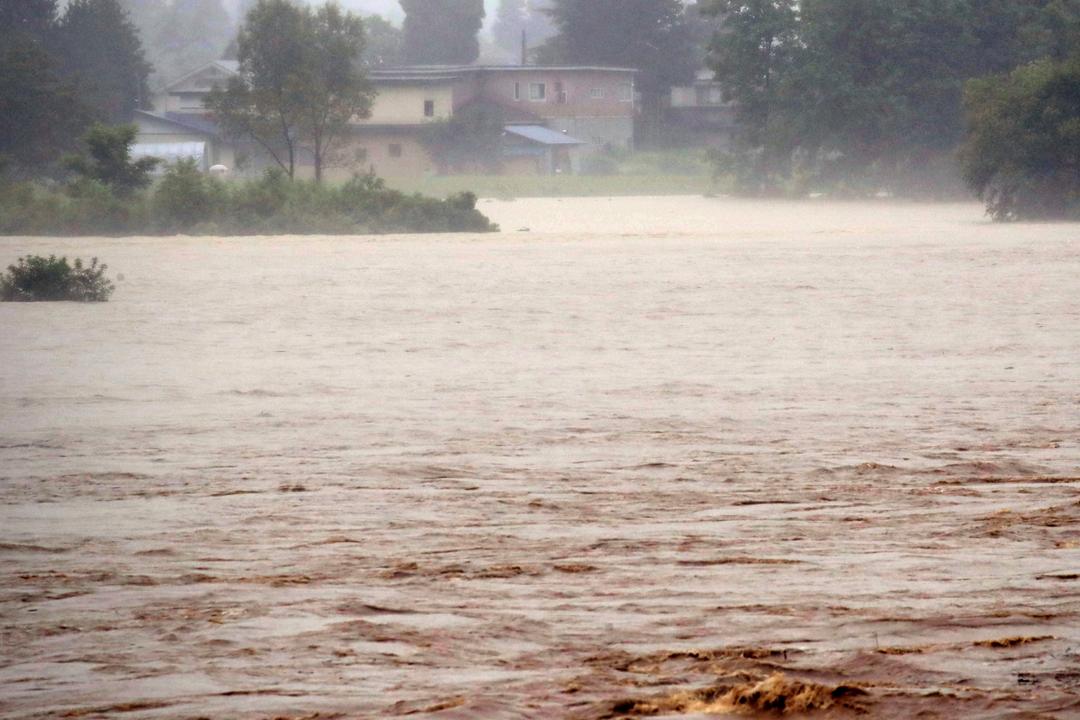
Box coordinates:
[667,69,736,148]
[135,61,637,179]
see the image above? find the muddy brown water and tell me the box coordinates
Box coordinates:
[0,196,1078,719]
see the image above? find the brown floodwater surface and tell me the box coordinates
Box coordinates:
[0,196,1078,719]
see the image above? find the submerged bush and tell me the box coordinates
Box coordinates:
[1,255,115,302]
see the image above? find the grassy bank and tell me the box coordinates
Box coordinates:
[385,149,721,199]
[386,173,720,199]
[0,165,497,236]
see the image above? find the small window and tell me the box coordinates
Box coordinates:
[389,143,402,158]
[555,81,566,104]
[513,82,521,101]
[529,82,546,101]
[424,99,435,117]
[617,83,633,102]
[590,87,605,99]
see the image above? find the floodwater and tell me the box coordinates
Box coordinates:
[0,196,1077,719]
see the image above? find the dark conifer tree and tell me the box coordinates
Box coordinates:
[399,0,485,65]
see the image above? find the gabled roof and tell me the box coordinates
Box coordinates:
[159,60,240,92]
[504,125,585,146]
[134,110,221,138]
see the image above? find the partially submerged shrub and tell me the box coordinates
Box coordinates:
[0,255,115,302]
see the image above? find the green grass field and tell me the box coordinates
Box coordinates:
[385,173,721,199]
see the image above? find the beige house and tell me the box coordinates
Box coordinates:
[135,61,638,179]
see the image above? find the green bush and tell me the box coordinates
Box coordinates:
[152,159,220,231]
[1,255,115,302]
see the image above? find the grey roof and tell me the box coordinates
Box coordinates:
[504,125,585,146]
[134,110,221,138]
[370,64,638,82]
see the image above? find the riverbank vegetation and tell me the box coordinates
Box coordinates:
[0,124,496,236]
[703,0,1080,218]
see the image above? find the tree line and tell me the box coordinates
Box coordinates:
[703,0,1080,205]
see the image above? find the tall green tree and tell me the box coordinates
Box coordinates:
[207,0,374,182]
[298,3,375,182]
[53,0,151,121]
[960,55,1080,220]
[0,37,86,176]
[399,0,485,65]
[0,0,59,43]
[702,0,798,189]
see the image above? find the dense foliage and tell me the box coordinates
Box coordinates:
[206,0,375,183]
[400,0,485,65]
[960,55,1080,220]
[702,0,1080,198]
[65,124,160,197]
[0,0,150,176]
[0,162,497,236]
[1,255,115,302]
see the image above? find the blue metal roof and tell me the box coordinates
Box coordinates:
[504,125,585,146]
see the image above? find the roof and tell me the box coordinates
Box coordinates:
[370,64,638,82]
[158,60,240,92]
[504,125,585,146]
[134,110,221,138]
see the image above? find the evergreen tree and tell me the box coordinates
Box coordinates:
[53,0,152,122]
[538,0,696,97]
[399,0,485,65]
[0,0,59,44]
[0,37,86,176]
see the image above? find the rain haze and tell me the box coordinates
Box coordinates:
[1,1,1078,719]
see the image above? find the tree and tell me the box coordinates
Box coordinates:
[0,37,86,176]
[207,0,374,182]
[53,0,151,122]
[298,3,375,182]
[960,55,1080,220]
[702,0,799,190]
[400,0,485,65]
[361,15,403,68]
[65,123,159,197]
[0,0,59,44]
[539,0,695,97]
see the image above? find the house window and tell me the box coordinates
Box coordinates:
[424,99,435,117]
[529,82,546,101]
[555,81,566,104]
[590,87,605,99]
[617,83,633,102]
[514,82,521,101]
[389,143,402,158]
